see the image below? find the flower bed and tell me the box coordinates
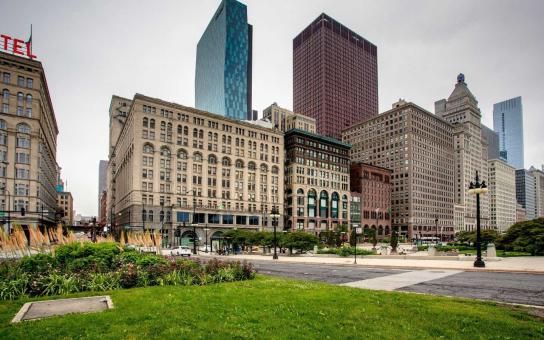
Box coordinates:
[317,246,374,257]
[0,242,255,300]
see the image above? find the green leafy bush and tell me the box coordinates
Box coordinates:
[86,272,120,291]
[19,254,56,274]
[0,275,29,300]
[40,272,80,296]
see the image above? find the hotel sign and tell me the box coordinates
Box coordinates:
[1,34,36,60]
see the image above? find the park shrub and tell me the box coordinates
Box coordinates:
[0,241,256,300]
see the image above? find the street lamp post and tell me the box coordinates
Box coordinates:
[204,226,209,253]
[435,218,439,245]
[468,171,488,268]
[270,206,280,260]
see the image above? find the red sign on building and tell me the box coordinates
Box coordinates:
[0,34,36,59]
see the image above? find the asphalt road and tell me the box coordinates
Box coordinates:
[252,260,544,307]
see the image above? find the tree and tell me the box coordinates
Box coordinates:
[497,218,544,255]
[283,231,318,254]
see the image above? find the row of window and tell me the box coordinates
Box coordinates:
[2,73,34,88]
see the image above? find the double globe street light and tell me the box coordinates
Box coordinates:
[468,171,488,268]
[269,206,280,260]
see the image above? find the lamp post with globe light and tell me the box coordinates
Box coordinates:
[468,171,488,268]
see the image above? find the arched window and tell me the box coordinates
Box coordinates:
[177,125,182,134]
[17,92,23,104]
[16,123,30,134]
[143,143,154,154]
[307,189,317,218]
[272,166,279,174]
[148,210,154,222]
[149,119,155,129]
[248,162,256,171]
[160,121,166,131]
[260,164,268,172]
[342,194,348,219]
[2,89,9,102]
[331,192,339,219]
[142,209,147,222]
[160,210,165,222]
[296,188,304,195]
[167,122,172,132]
[227,136,231,144]
[166,211,171,222]
[208,154,217,164]
[183,126,188,135]
[198,129,203,139]
[177,149,187,159]
[320,191,329,218]
[194,152,203,162]
[0,120,7,130]
[193,128,198,138]
[160,146,171,157]
[235,159,244,169]
[208,132,213,140]
[143,117,148,128]
[222,157,231,167]
[26,94,32,106]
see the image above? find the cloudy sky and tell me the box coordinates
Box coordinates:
[2,0,543,216]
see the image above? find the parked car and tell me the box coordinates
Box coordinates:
[171,246,192,257]
[198,245,212,252]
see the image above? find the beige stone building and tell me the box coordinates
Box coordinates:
[343,100,455,240]
[528,166,544,218]
[488,159,516,232]
[263,103,316,133]
[107,94,284,247]
[435,74,490,232]
[57,191,74,226]
[0,52,59,232]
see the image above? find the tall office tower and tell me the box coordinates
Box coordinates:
[195,0,252,121]
[488,159,516,232]
[435,74,490,232]
[481,124,500,160]
[493,96,524,169]
[293,13,378,139]
[516,169,536,220]
[528,166,544,218]
[0,51,59,231]
[343,100,455,241]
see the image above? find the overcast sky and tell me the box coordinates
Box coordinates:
[2,0,543,216]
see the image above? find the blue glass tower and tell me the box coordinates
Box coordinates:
[493,97,524,169]
[195,0,252,120]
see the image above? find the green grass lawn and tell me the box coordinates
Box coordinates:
[0,276,542,339]
[458,249,533,257]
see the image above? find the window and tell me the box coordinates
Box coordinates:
[235,160,244,169]
[15,168,30,179]
[2,89,8,101]
[16,153,30,164]
[17,123,30,134]
[14,183,29,196]
[26,78,33,88]
[16,137,30,148]
[1,104,7,114]
[149,119,155,129]
[143,143,154,154]
[2,73,10,84]
[17,76,25,87]
[143,117,148,128]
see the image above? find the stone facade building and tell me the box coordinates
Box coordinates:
[57,191,73,226]
[0,51,59,232]
[350,163,392,239]
[528,166,544,218]
[284,129,350,233]
[262,103,316,133]
[107,93,284,247]
[488,159,516,232]
[343,100,455,240]
[435,74,490,232]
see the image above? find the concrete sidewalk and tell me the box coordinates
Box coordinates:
[197,253,544,273]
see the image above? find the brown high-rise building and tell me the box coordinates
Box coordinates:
[293,13,378,140]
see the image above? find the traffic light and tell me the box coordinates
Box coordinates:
[20,207,25,216]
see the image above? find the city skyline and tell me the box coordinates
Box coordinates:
[1,0,543,215]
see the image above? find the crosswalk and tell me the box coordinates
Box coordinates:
[341,269,462,291]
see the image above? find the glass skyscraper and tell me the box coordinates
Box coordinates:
[493,96,524,169]
[195,0,252,121]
